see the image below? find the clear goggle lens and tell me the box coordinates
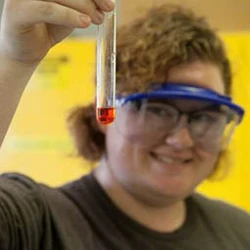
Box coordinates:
[115,99,240,152]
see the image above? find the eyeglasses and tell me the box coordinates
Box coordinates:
[115,99,240,152]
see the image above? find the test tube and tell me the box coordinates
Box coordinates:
[96,5,116,124]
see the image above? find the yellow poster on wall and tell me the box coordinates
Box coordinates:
[0,34,250,212]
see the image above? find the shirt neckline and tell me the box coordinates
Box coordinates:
[83,172,198,241]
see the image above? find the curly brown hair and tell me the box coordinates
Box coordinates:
[67,4,232,174]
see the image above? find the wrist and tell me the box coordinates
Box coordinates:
[0,50,39,86]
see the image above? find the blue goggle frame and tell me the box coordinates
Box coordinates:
[117,83,245,123]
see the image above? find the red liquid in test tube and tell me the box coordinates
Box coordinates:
[97,107,116,124]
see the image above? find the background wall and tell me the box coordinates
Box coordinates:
[120,0,250,31]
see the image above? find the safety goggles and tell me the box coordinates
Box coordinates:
[115,83,244,152]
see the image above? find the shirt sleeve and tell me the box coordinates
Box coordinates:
[0,173,44,250]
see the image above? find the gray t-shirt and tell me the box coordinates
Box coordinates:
[0,172,249,250]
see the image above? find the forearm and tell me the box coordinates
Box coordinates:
[0,53,38,147]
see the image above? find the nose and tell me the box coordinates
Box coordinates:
[165,116,195,149]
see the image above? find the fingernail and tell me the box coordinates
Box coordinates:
[108,0,115,8]
[79,15,91,26]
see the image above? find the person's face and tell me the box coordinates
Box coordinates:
[104,61,225,206]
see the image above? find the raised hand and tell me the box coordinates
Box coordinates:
[0,0,115,64]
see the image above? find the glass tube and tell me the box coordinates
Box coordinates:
[96,6,116,125]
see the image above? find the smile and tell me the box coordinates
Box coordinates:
[150,152,192,165]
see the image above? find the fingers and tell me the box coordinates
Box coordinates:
[5,0,115,29]
[46,0,115,24]
[92,0,115,12]
[15,1,92,28]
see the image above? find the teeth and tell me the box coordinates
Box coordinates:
[155,155,178,164]
[152,153,190,164]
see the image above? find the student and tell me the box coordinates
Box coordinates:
[0,0,249,249]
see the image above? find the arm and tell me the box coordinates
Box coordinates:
[0,173,44,249]
[0,55,38,146]
[0,0,115,147]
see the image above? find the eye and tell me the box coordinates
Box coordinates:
[142,103,178,122]
[192,113,211,122]
[191,111,227,124]
[146,104,177,118]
